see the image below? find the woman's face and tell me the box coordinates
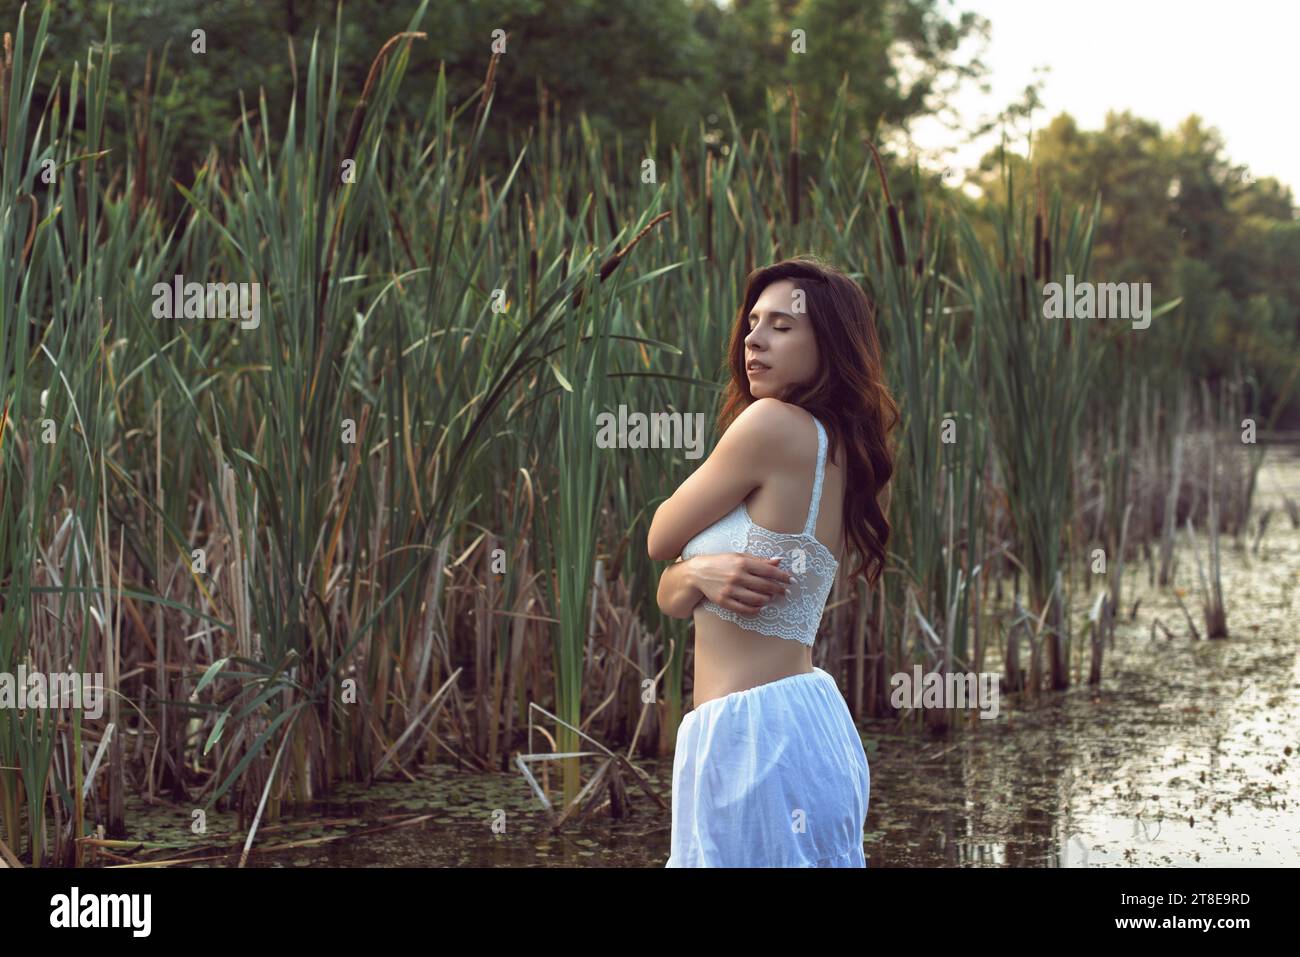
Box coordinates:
[743,279,820,399]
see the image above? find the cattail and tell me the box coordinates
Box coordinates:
[600,213,671,279]
[914,205,931,277]
[1043,237,1052,282]
[886,207,905,266]
[321,31,425,344]
[1019,271,1028,322]
[571,212,671,307]
[788,86,800,227]
[1032,171,1044,281]
[340,31,427,184]
[470,44,500,137]
[865,139,906,267]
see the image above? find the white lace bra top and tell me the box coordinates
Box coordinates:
[679,415,839,646]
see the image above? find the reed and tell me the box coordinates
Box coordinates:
[0,0,1272,858]
[861,143,987,726]
[954,153,1103,692]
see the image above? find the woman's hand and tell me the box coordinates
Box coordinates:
[690,553,794,617]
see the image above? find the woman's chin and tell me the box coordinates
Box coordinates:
[750,383,788,401]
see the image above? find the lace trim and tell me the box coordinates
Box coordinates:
[695,522,838,645]
[685,414,837,646]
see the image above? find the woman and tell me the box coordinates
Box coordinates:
[647,256,897,867]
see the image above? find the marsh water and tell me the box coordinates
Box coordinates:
[119,447,1300,867]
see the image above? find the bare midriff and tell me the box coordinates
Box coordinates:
[690,613,814,707]
[688,426,844,709]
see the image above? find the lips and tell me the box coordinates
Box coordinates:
[747,360,770,373]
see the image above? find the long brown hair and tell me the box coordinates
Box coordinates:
[717,255,898,587]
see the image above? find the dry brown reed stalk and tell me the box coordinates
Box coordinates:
[238,710,299,867]
[319,31,428,341]
[0,832,23,867]
[17,193,35,267]
[1171,585,1201,639]
[152,400,168,799]
[469,45,502,138]
[390,207,419,271]
[0,397,9,491]
[340,31,428,171]
[525,192,538,314]
[322,405,370,584]
[570,211,671,307]
[865,138,906,266]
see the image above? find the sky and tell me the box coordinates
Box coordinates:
[902,0,1297,198]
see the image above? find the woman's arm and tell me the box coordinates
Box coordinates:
[647,398,792,560]
[656,554,793,619]
[656,557,704,619]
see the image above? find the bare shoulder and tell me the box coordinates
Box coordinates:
[728,398,818,461]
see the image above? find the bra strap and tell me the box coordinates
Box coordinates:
[803,417,827,536]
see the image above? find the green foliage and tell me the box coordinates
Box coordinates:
[1,0,1294,863]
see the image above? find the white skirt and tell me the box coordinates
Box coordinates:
[665,666,870,867]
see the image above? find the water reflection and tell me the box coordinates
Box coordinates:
[120,452,1300,868]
